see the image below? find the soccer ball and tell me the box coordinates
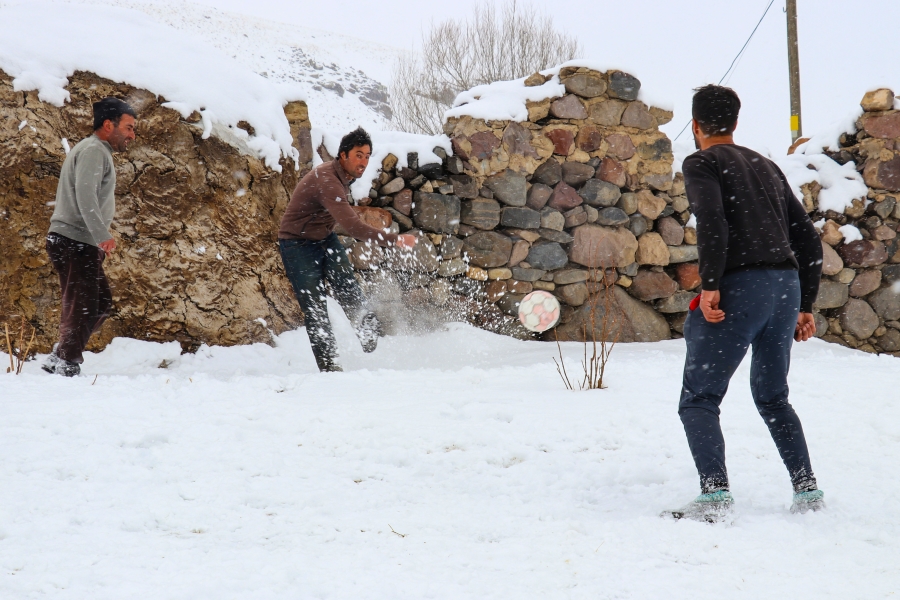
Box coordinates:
[517,290,561,333]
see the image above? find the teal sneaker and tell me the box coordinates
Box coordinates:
[790,489,825,514]
[662,490,734,523]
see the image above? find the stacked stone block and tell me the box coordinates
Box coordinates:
[804,88,900,355]
[338,67,699,342]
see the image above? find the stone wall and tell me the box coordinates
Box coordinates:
[6,67,897,357]
[0,70,313,353]
[338,67,695,343]
[802,88,900,355]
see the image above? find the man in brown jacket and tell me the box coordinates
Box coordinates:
[279,127,416,372]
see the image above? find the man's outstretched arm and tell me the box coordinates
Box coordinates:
[320,187,415,248]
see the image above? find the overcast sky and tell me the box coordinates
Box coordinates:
[54,0,900,155]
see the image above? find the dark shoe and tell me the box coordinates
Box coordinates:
[55,359,81,377]
[41,345,60,374]
[356,312,381,354]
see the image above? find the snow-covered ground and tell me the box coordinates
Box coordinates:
[2,309,899,598]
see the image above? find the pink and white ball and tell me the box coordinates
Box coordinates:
[517,291,561,333]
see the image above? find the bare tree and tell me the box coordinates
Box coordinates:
[390,0,582,134]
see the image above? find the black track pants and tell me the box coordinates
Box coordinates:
[679,269,817,494]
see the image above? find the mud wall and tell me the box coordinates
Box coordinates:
[0,70,313,353]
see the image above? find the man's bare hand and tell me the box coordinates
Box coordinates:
[395,234,417,249]
[794,312,817,342]
[700,289,725,323]
[98,238,116,254]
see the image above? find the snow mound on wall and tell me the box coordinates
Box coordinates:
[445,60,670,123]
[675,105,870,215]
[793,108,864,155]
[772,107,870,214]
[71,0,399,133]
[775,153,869,214]
[0,2,303,171]
[446,77,566,123]
[314,129,452,200]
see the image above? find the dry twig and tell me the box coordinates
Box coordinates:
[553,258,621,391]
[554,330,574,390]
[389,524,407,538]
[4,317,36,375]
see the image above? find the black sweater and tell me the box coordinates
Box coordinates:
[683,144,822,312]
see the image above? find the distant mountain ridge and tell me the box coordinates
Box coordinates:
[68,0,401,131]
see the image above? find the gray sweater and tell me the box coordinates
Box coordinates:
[49,135,116,246]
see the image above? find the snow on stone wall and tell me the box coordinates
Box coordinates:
[0,2,305,171]
[3,38,899,356]
[787,88,900,354]
[333,72,900,355]
[331,65,694,343]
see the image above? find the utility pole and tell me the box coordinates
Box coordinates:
[786,0,802,142]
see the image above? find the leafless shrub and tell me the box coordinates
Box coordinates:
[554,264,621,391]
[4,317,36,375]
[390,0,582,134]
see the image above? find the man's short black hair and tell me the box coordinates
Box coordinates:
[692,85,741,136]
[338,127,372,159]
[92,97,136,131]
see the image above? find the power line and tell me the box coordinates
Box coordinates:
[674,0,777,142]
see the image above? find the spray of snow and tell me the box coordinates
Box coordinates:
[0,2,304,171]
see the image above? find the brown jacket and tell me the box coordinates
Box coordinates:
[278,159,398,246]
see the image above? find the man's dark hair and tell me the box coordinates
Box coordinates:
[92,97,136,131]
[338,127,372,159]
[692,85,741,136]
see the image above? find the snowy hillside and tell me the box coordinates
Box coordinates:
[48,0,401,132]
[1,319,899,597]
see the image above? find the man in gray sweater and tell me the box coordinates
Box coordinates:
[43,97,136,376]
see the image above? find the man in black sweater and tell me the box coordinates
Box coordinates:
[665,85,825,522]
